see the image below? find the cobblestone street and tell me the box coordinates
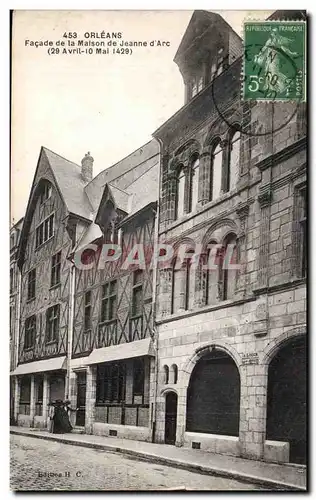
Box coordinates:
[10,434,264,491]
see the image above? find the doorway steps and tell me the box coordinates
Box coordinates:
[72,426,85,434]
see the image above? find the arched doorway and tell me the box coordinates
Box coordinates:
[186,349,240,436]
[165,392,178,445]
[266,337,306,464]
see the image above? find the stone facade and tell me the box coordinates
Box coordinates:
[153,11,306,465]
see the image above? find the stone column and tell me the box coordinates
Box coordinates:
[198,151,211,205]
[258,186,272,288]
[30,375,35,425]
[177,265,187,312]
[239,363,267,460]
[158,267,173,317]
[194,253,208,308]
[14,376,21,422]
[175,386,187,447]
[236,201,250,297]
[42,373,50,427]
[85,366,97,435]
[182,162,191,214]
[221,139,230,193]
[69,371,77,427]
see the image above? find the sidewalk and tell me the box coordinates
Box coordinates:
[10,426,306,491]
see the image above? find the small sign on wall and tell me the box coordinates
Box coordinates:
[241,353,259,365]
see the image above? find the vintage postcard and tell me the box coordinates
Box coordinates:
[10,9,307,492]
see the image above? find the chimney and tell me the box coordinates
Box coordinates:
[81,152,94,182]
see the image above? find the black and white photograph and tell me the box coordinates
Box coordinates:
[9,8,307,492]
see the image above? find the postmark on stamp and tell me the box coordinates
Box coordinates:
[243,21,306,101]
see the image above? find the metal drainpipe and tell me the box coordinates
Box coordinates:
[65,262,75,400]
[151,142,162,443]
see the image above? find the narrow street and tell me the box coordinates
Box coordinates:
[10,434,265,491]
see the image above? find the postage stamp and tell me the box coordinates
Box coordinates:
[243,21,306,101]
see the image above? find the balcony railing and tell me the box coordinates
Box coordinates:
[98,320,117,348]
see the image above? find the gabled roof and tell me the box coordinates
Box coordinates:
[43,147,93,220]
[84,140,159,212]
[174,10,242,63]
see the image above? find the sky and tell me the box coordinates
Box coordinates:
[11,9,273,223]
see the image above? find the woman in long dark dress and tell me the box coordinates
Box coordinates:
[53,400,73,433]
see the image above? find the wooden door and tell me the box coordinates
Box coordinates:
[165,392,177,445]
[76,372,86,427]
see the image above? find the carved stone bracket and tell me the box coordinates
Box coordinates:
[258,186,272,207]
[236,201,251,236]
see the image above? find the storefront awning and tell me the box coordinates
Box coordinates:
[87,338,155,365]
[10,356,66,376]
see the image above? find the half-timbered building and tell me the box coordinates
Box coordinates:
[11,140,160,442]
[10,218,24,422]
[11,147,84,427]
[153,10,307,465]
[67,140,159,441]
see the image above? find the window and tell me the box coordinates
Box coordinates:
[226,131,240,192]
[36,377,43,403]
[10,306,13,338]
[10,267,14,295]
[24,315,36,349]
[176,166,185,219]
[171,250,194,313]
[171,364,178,384]
[100,281,117,322]
[84,291,92,331]
[132,270,143,317]
[163,365,169,384]
[210,142,223,201]
[299,188,307,277]
[51,251,61,287]
[96,362,126,404]
[46,304,60,343]
[217,47,224,76]
[205,241,221,305]
[190,156,200,212]
[133,358,145,396]
[40,183,52,204]
[191,75,204,98]
[36,213,54,248]
[221,234,238,301]
[27,268,36,300]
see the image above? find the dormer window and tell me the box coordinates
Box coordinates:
[40,182,52,204]
[190,74,204,98]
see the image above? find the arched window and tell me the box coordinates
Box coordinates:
[220,234,238,301]
[40,181,52,205]
[170,364,178,384]
[171,249,194,313]
[210,141,223,202]
[227,131,240,192]
[163,365,169,384]
[205,241,220,305]
[176,166,185,219]
[190,156,200,212]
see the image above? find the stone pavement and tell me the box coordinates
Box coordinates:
[10,426,307,491]
[11,434,263,491]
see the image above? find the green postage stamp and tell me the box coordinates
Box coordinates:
[243,21,306,101]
